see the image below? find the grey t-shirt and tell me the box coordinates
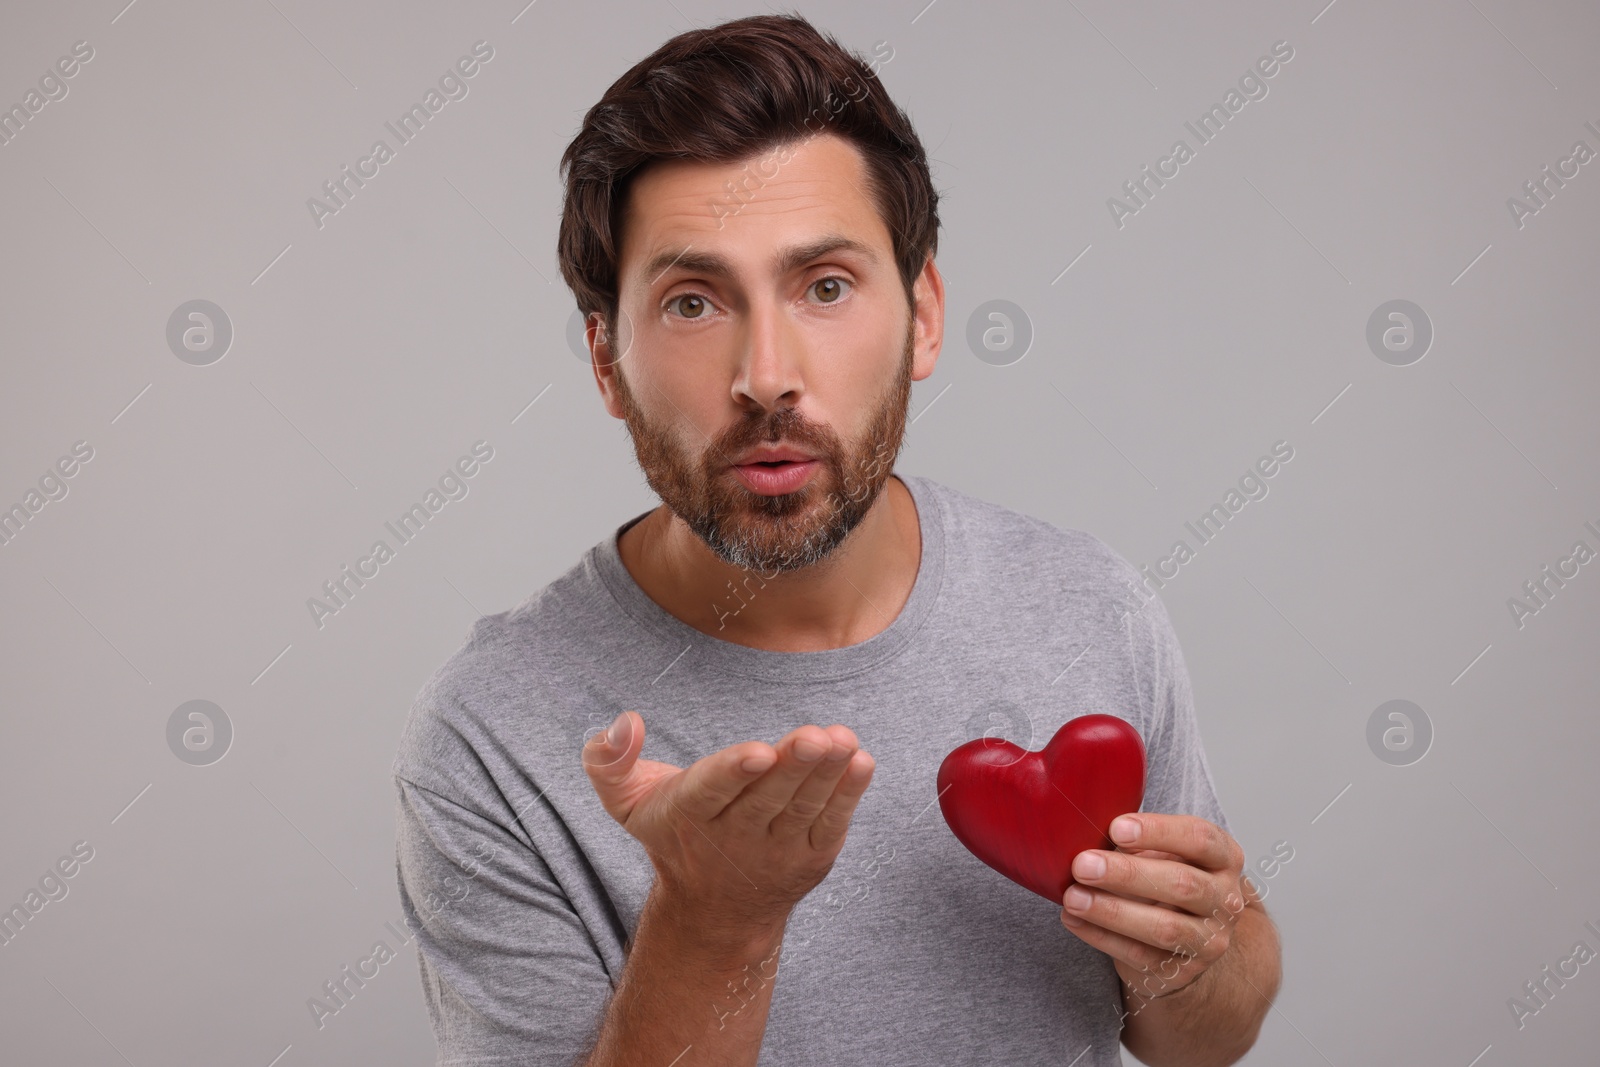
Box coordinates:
[391,472,1232,1066]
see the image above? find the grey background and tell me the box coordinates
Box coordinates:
[2,0,1597,1063]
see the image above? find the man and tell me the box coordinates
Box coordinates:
[393,14,1281,1067]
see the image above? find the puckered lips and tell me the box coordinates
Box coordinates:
[729,444,820,495]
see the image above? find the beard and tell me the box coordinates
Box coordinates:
[611,314,915,575]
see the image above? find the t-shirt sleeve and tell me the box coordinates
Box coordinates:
[393,775,614,1066]
[1136,593,1233,841]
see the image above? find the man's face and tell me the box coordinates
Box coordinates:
[592,132,941,574]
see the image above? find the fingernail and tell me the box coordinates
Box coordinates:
[1111,816,1140,844]
[605,712,628,748]
[1064,885,1093,911]
[1075,852,1106,880]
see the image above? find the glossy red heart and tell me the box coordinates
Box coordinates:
[937,713,1147,905]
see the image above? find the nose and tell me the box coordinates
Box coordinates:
[731,296,804,413]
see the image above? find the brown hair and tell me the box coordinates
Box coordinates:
[557,13,939,332]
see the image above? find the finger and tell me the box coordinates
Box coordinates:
[1072,849,1222,917]
[1061,910,1182,972]
[670,738,781,823]
[1123,848,1188,863]
[1061,882,1233,963]
[767,725,859,839]
[807,749,875,853]
[718,724,837,829]
[1110,814,1241,873]
[1059,914,1204,1000]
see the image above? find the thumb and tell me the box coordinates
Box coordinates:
[582,710,645,816]
[583,710,641,777]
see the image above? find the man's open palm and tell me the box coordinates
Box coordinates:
[580,710,876,929]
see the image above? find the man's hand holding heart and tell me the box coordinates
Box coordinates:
[1060,811,1251,1007]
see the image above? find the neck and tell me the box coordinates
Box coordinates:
[618,474,922,652]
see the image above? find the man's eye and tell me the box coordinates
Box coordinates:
[668,294,709,318]
[810,277,849,303]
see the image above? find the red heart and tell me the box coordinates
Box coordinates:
[937,714,1147,905]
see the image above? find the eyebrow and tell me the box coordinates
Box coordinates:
[639,235,879,288]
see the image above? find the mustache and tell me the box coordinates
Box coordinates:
[714,412,832,466]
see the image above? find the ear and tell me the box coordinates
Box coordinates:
[588,311,629,420]
[909,256,944,382]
